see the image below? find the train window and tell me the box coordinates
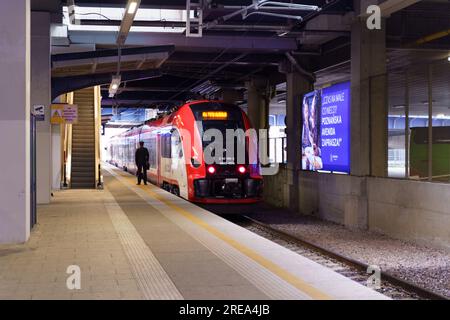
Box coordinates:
[190,103,245,144]
[161,133,172,158]
[171,130,183,158]
[189,102,247,164]
[147,137,157,168]
[269,115,276,127]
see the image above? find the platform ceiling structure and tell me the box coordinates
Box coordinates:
[44,0,450,110]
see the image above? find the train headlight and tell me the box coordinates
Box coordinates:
[237,165,247,174]
[207,166,216,174]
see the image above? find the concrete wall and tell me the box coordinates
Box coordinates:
[263,166,289,208]
[0,0,31,243]
[264,167,450,250]
[51,124,61,190]
[31,11,52,204]
[367,178,450,250]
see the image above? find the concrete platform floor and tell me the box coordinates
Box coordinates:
[0,165,388,300]
[0,189,144,300]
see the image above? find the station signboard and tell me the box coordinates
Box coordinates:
[50,104,78,124]
[301,81,351,174]
[32,105,45,121]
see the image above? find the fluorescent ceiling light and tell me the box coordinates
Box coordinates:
[117,0,141,46]
[128,2,138,14]
[109,75,122,98]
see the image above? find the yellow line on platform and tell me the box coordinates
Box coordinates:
[108,167,332,300]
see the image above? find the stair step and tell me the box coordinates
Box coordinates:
[72,164,95,172]
[72,172,95,176]
[71,183,95,189]
[71,159,95,162]
[71,174,95,178]
[72,157,95,160]
[72,136,95,141]
[71,178,95,182]
[72,137,94,141]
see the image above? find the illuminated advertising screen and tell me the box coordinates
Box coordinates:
[301,81,351,173]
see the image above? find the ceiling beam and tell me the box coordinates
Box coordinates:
[68,31,298,51]
[359,0,421,17]
[378,0,421,17]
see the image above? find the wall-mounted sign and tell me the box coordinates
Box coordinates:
[50,104,78,124]
[50,104,64,124]
[63,104,78,124]
[32,105,45,121]
[301,81,351,173]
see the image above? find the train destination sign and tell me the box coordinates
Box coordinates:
[301,81,351,173]
[202,111,228,120]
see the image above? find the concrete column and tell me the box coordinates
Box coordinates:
[246,78,270,131]
[52,124,62,190]
[220,89,242,105]
[285,68,312,211]
[350,1,388,177]
[0,0,31,243]
[31,12,52,204]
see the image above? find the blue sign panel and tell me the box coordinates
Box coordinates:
[301,81,351,173]
[320,81,351,173]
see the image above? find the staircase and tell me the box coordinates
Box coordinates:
[71,88,96,188]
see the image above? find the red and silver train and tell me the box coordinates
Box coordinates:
[108,100,263,204]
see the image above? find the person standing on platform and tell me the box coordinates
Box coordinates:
[135,141,149,185]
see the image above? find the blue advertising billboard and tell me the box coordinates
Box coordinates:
[301,81,350,173]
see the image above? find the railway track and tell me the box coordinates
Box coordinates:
[225,215,448,300]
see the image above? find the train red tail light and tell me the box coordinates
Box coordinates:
[207,166,216,174]
[237,165,247,174]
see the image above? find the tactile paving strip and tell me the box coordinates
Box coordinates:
[103,188,183,300]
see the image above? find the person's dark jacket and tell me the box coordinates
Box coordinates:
[135,147,149,166]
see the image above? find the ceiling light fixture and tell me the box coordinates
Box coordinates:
[109,75,122,98]
[117,0,141,46]
[127,1,138,14]
[277,31,289,37]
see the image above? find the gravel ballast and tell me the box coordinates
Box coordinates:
[241,205,450,299]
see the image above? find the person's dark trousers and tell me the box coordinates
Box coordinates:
[137,164,148,185]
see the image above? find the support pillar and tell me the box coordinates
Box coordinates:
[285,67,312,212]
[52,125,62,190]
[31,12,52,204]
[0,0,31,243]
[220,88,242,105]
[246,78,271,132]
[350,1,388,177]
[346,0,388,229]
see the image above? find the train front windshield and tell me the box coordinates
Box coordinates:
[190,103,247,164]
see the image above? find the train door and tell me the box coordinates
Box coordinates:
[30,113,37,230]
[171,129,188,198]
[157,133,162,186]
